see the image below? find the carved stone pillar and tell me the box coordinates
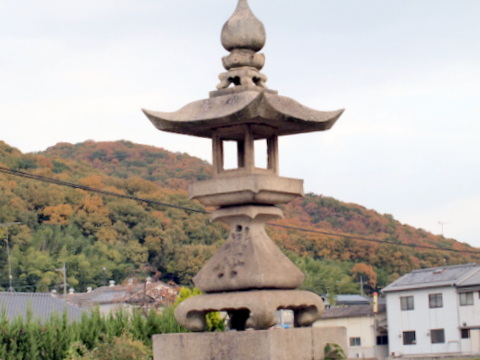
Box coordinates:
[143,0,345,358]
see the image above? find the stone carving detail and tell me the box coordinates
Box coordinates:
[217,67,267,90]
[217,0,268,91]
[175,290,325,331]
[193,206,304,293]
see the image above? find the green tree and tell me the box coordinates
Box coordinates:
[174,287,225,332]
[66,333,152,360]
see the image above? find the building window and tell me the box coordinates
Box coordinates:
[400,296,414,310]
[429,293,443,308]
[349,337,361,347]
[403,331,416,345]
[460,292,474,306]
[461,329,470,339]
[376,335,389,345]
[431,329,445,344]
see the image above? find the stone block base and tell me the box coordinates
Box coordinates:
[153,327,346,360]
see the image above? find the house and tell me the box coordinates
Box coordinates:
[0,292,84,323]
[335,294,373,307]
[314,295,388,359]
[382,263,480,358]
[63,279,178,314]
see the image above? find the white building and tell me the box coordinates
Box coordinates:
[383,263,480,358]
[314,300,388,359]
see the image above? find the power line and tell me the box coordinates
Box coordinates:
[269,223,479,254]
[0,166,207,214]
[1,165,479,255]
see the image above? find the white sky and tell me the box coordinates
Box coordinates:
[1,1,479,247]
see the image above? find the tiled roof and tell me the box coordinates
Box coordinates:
[0,292,84,323]
[335,294,371,305]
[382,263,480,293]
[64,281,177,309]
[456,267,480,288]
[321,304,386,319]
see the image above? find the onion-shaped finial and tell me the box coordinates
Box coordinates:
[221,0,266,52]
[216,0,269,92]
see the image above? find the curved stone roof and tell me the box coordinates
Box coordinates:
[143,91,343,139]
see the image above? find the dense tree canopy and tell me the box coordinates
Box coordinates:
[0,140,477,295]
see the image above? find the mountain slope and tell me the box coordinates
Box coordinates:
[43,140,212,189]
[0,140,477,294]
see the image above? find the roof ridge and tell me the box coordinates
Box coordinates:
[0,292,52,297]
[411,263,477,273]
[456,266,480,285]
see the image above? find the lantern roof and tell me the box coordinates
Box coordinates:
[142,0,343,139]
[143,91,343,139]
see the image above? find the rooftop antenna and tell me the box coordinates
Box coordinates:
[0,221,21,292]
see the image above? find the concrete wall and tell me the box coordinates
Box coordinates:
[153,327,347,360]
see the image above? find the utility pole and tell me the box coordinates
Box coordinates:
[55,262,67,295]
[0,222,21,292]
[102,267,107,287]
[438,221,447,237]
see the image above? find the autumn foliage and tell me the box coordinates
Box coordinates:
[0,140,478,296]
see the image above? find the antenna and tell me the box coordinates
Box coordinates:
[0,222,21,292]
[438,221,447,237]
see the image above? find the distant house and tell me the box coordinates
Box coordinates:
[64,280,178,314]
[314,298,388,359]
[382,263,480,358]
[0,292,84,323]
[334,294,373,307]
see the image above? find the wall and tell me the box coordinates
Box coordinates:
[386,286,464,357]
[314,314,388,359]
[153,327,347,360]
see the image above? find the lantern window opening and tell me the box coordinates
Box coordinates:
[212,125,278,176]
[222,139,244,171]
[254,138,267,169]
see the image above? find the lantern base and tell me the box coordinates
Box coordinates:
[152,327,347,360]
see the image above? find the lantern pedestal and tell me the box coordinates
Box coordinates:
[153,327,347,360]
[144,0,347,358]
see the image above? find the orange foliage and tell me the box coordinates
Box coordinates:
[43,204,74,225]
[79,175,105,189]
[351,263,377,288]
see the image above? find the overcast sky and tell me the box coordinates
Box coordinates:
[1,1,479,247]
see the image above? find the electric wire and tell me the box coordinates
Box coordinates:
[1,165,479,255]
[0,166,207,214]
[270,223,479,254]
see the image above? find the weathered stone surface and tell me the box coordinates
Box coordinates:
[153,327,347,360]
[222,48,265,70]
[142,91,343,139]
[193,206,304,293]
[221,0,265,53]
[209,205,283,223]
[189,174,303,206]
[175,290,324,331]
[144,1,347,357]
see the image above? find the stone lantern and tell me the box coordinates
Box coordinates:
[143,0,346,358]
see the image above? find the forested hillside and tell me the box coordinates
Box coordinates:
[0,140,477,295]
